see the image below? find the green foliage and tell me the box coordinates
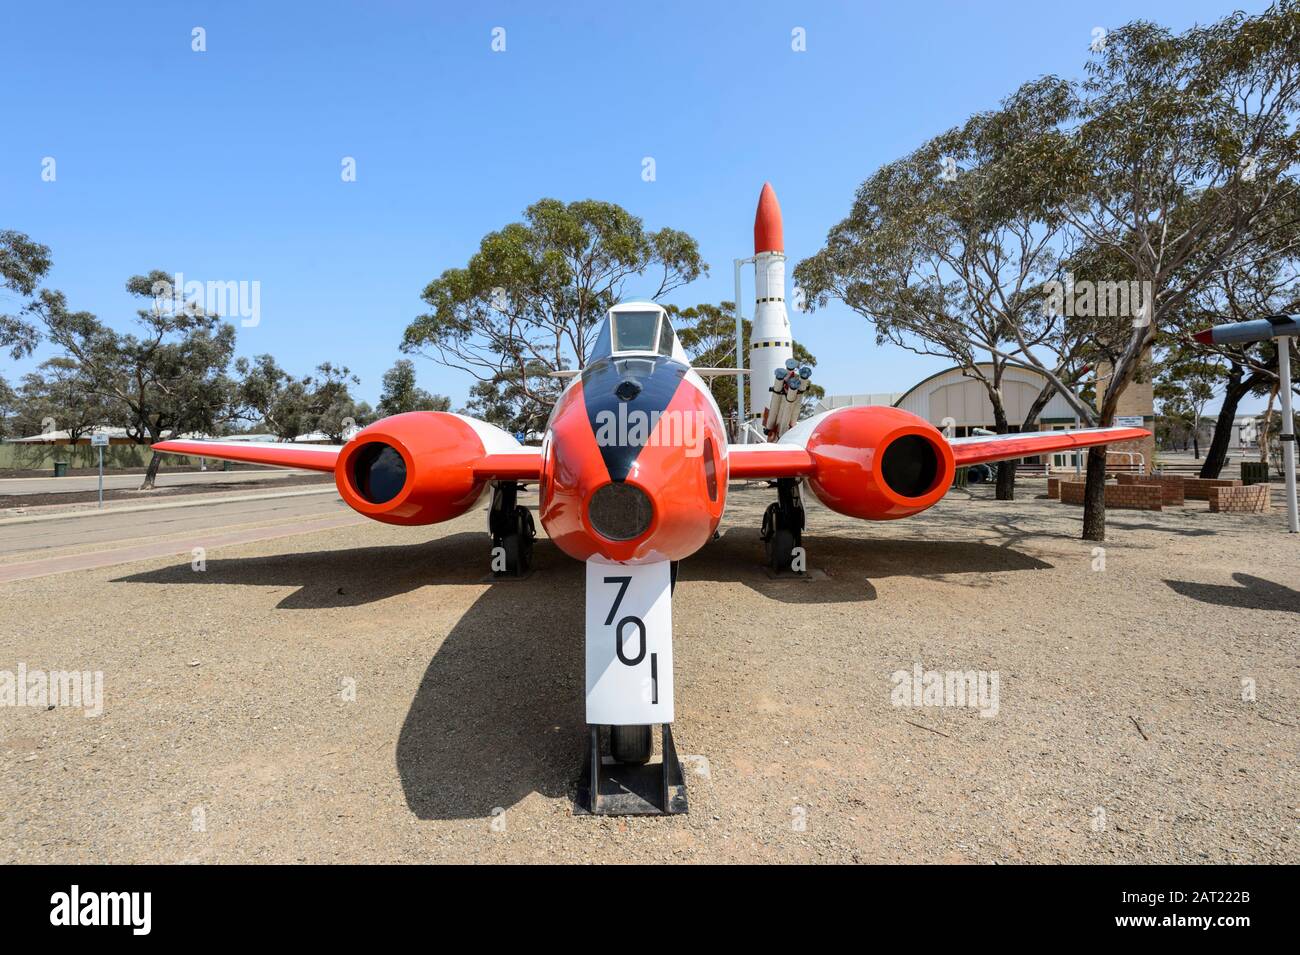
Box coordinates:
[793,75,1095,429]
[28,271,238,448]
[235,355,367,442]
[12,356,118,440]
[0,231,54,427]
[1046,4,1299,419]
[461,361,556,434]
[377,358,450,417]
[402,197,706,426]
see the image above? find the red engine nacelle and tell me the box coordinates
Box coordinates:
[334,412,490,525]
[803,406,955,520]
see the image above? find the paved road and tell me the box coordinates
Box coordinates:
[0,489,355,576]
[0,468,315,495]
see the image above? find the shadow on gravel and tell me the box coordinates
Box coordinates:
[683,528,1052,604]
[1109,520,1216,538]
[1164,573,1300,613]
[112,519,1054,818]
[397,538,585,820]
[112,531,490,608]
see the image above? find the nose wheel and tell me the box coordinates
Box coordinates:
[610,724,653,765]
[577,724,688,815]
[760,477,805,573]
[489,481,535,577]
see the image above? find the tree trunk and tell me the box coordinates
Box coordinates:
[1082,329,1153,540]
[139,427,164,490]
[996,457,1016,500]
[1081,445,1108,542]
[139,451,163,490]
[1200,369,1253,479]
[991,390,1013,501]
[1016,381,1060,501]
[1260,383,1277,464]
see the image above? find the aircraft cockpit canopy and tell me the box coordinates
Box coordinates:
[591,305,679,362]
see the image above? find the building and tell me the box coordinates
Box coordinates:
[820,364,1091,468]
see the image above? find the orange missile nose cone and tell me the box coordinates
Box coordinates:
[754,182,784,254]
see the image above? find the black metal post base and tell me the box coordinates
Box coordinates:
[574,724,688,816]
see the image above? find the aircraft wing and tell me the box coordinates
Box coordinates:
[727,442,815,479]
[727,425,1148,480]
[153,436,544,481]
[944,426,1149,467]
[151,439,342,472]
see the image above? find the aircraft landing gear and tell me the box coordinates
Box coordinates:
[610,724,652,765]
[578,559,686,815]
[760,477,805,573]
[576,724,688,815]
[489,481,535,578]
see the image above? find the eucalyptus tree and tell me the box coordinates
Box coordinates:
[402,198,706,428]
[28,272,238,488]
[795,78,1089,499]
[1026,4,1300,538]
[0,230,52,412]
[1179,188,1300,477]
[12,356,115,441]
[236,355,369,442]
[377,358,450,417]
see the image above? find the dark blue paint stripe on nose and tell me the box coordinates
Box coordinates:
[581,356,687,482]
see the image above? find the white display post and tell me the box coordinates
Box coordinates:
[1278,336,1297,534]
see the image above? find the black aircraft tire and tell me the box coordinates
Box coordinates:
[499,533,522,575]
[610,724,653,765]
[514,506,534,572]
[766,526,796,572]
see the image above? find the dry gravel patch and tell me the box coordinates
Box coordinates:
[0,480,1295,863]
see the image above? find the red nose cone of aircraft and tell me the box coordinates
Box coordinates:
[1193,328,1214,344]
[754,182,784,254]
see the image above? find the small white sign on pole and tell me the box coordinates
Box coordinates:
[584,559,674,725]
[90,433,109,507]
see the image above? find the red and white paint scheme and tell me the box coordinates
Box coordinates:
[749,182,795,423]
[152,196,1150,813]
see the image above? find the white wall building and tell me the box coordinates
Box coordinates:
[820,363,1087,467]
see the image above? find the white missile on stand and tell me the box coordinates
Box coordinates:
[749,183,802,440]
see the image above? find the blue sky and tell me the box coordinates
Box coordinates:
[1,0,1272,412]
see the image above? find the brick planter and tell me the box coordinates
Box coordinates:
[1209,484,1271,513]
[1058,478,1161,510]
[1116,473,1185,505]
[1181,477,1241,501]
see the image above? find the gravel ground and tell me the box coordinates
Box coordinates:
[0,479,1295,864]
